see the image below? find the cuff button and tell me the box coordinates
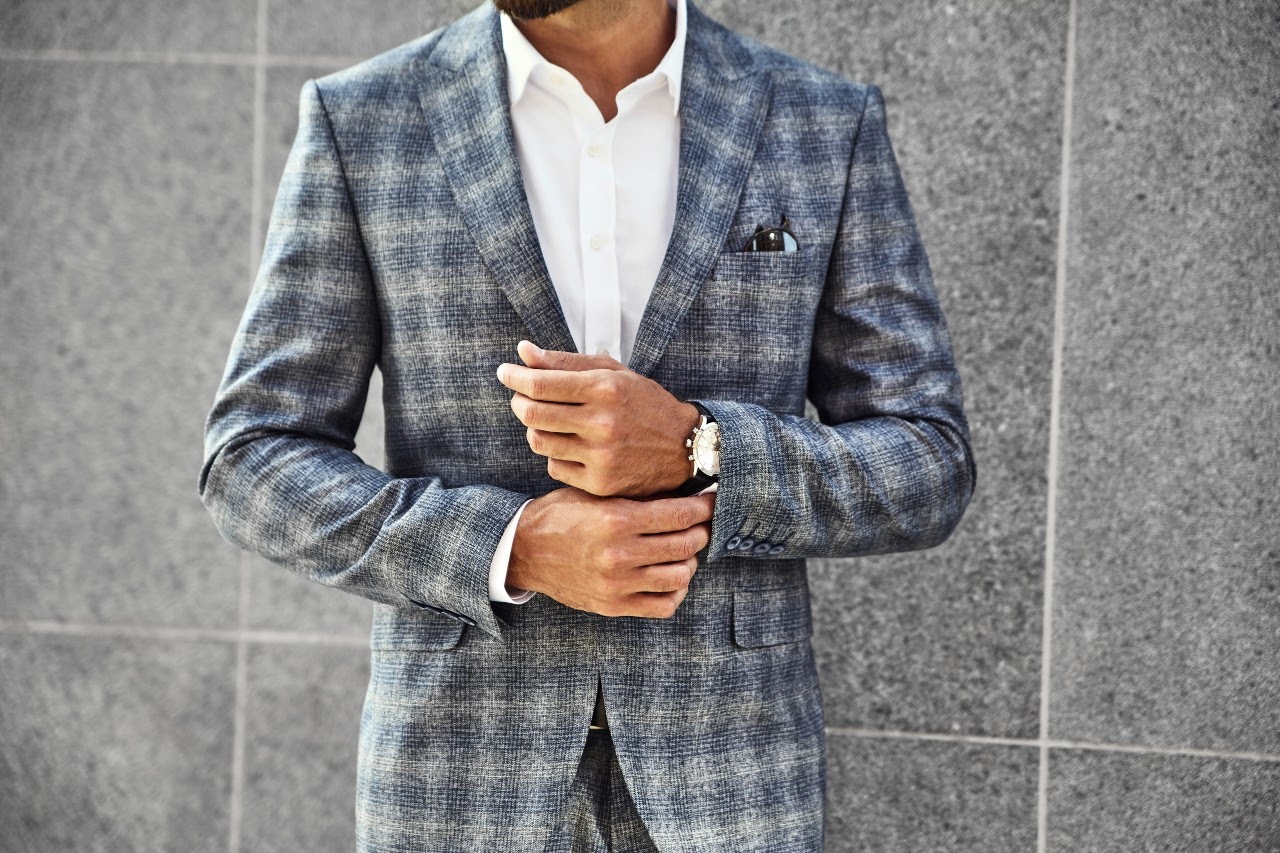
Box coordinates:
[737,537,755,551]
[725,536,742,550]
[752,542,771,555]
[768,544,785,556]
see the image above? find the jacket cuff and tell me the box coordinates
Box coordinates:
[686,399,797,564]
[397,485,534,639]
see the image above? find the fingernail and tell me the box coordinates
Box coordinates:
[496,364,506,381]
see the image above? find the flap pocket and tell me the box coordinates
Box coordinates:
[371,604,467,651]
[732,584,813,648]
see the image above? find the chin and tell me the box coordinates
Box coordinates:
[491,0,586,20]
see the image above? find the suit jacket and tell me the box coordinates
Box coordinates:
[198,2,976,850]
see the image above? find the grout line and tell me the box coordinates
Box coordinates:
[228,601,249,853]
[1039,0,1079,849]
[0,619,369,647]
[826,727,1037,749]
[248,16,268,287]
[0,47,257,65]
[0,46,363,68]
[230,4,270,849]
[825,727,1280,765]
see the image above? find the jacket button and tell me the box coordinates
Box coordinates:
[737,537,755,551]
[768,544,785,556]
[752,542,771,555]
[725,536,741,550]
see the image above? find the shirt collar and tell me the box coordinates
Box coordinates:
[500,0,686,116]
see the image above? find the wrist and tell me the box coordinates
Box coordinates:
[669,402,703,489]
[505,495,544,596]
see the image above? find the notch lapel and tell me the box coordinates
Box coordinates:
[410,4,577,355]
[626,2,772,377]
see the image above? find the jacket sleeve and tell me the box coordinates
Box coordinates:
[197,79,529,639]
[691,84,976,564]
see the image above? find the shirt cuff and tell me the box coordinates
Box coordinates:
[489,498,536,604]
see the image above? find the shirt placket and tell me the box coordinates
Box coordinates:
[576,112,620,361]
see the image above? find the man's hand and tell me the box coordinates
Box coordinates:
[506,488,715,618]
[496,340,701,498]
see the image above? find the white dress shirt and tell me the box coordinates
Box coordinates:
[488,0,690,603]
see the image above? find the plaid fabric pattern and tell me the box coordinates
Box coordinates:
[198,1,975,849]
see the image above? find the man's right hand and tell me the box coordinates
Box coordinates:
[505,488,715,619]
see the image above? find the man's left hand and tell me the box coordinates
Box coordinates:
[496,340,701,498]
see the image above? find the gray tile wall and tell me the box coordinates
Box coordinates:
[0,0,1274,850]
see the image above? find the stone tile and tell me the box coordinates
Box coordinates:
[825,734,1038,852]
[0,60,252,627]
[753,0,1068,738]
[0,0,256,53]
[1047,749,1280,851]
[267,0,478,58]
[0,634,235,852]
[1049,0,1280,752]
[240,642,371,852]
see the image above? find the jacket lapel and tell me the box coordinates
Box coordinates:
[627,2,771,376]
[410,1,771,372]
[411,4,577,355]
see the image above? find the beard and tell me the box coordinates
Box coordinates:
[491,0,586,20]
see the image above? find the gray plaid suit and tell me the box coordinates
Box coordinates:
[199,1,976,849]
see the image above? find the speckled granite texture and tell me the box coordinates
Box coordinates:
[1,0,1276,849]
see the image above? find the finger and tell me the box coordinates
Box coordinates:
[518,340,624,372]
[546,456,588,490]
[628,493,717,534]
[629,557,698,594]
[621,586,690,619]
[497,363,596,403]
[510,392,591,433]
[632,523,711,565]
[525,427,587,462]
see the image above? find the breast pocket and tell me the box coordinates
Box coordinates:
[692,249,821,398]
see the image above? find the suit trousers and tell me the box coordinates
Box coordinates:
[557,726,660,853]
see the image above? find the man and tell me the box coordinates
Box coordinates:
[198,0,975,848]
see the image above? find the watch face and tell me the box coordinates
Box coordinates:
[694,422,721,476]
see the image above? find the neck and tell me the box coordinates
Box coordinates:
[510,0,675,122]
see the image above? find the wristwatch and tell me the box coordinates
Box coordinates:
[674,401,720,497]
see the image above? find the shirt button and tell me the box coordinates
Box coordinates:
[590,234,606,251]
[587,142,604,158]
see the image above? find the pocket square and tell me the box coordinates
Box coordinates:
[742,215,799,252]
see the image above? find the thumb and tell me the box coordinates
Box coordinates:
[517,340,625,371]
